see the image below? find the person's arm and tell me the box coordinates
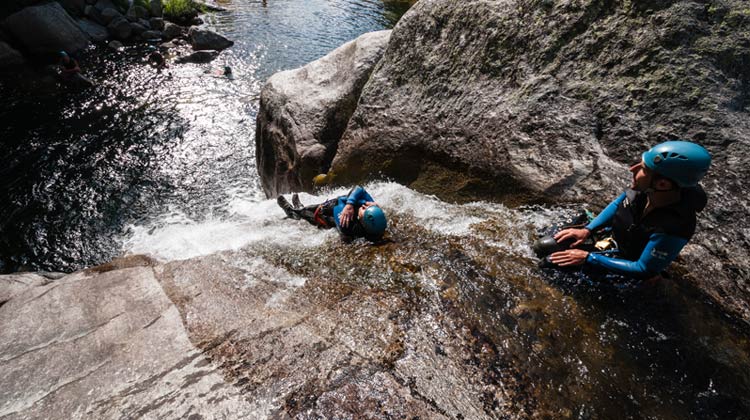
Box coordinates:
[554,192,626,247]
[586,233,688,277]
[345,186,373,205]
[585,192,625,231]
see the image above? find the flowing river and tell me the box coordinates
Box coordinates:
[1,1,749,418]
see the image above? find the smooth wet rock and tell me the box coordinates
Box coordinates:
[256,30,392,196]
[107,15,131,40]
[0,41,25,69]
[0,263,256,418]
[175,49,218,63]
[0,272,50,304]
[316,0,750,325]
[162,21,184,40]
[1,2,90,55]
[76,18,108,42]
[187,26,233,51]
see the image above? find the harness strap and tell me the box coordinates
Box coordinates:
[313,205,331,228]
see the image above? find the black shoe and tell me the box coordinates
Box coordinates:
[292,193,303,209]
[277,196,300,219]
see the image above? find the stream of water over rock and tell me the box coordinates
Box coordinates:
[1,1,749,418]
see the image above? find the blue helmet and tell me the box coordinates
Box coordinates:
[361,206,387,240]
[642,141,711,187]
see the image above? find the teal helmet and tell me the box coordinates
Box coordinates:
[361,206,387,240]
[642,141,711,187]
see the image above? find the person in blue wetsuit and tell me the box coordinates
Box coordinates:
[542,141,711,279]
[277,186,388,242]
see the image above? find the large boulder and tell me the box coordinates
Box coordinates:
[255,30,392,196]
[0,40,25,68]
[107,15,131,40]
[311,0,750,324]
[162,21,184,40]
[76,17,108,42]
[187,26,233,51]
[1,2,90,55]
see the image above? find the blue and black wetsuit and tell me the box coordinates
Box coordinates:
[284,186,374,241]
[584,186,707,277]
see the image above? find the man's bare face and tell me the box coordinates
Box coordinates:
[629,160,653,191]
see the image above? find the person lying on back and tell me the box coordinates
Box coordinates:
[277,186,387,242]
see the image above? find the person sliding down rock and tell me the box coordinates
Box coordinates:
[533,141,711,281]
[277,186,387,242]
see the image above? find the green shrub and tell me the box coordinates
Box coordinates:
[163,0,197,18]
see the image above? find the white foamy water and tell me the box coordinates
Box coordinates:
[122,182,563,262]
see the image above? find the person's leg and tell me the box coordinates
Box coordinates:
[277,196,301,220]
[296,205,323,226]
[292,193,303,209]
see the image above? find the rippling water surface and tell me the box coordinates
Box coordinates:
[0,0,409,273]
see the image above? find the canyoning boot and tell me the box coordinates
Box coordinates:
[277,196,300,219]
[292,193,303,209]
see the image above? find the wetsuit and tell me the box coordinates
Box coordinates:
[584,186,707,277]
[286,186,373,240]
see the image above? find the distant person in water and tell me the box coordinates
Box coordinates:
[58,51,94,88]
[534,141,711,280]
[58,51,80,80]
[277,186,387,242]
[148,50,167,70]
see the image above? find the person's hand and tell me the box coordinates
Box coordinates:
[549,249,589,266]
[553,228,590,247]
[339,204,355,227]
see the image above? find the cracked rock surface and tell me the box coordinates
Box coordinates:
[0,262,254,419]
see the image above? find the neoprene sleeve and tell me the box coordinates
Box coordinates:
[586,233,689,276]
[333,186,375,228]
[585,192,625,231]
[345,186,374,205]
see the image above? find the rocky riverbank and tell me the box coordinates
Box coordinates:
[0,0,234,74]
[256,0,750,327]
